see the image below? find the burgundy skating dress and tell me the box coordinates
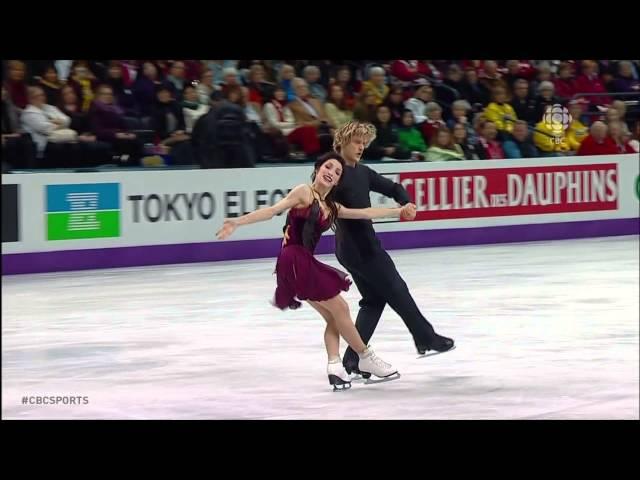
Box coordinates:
[273,199,351,310]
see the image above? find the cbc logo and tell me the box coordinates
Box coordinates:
[543,104,572,135]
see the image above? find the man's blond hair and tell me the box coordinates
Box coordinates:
[333,121,377,153]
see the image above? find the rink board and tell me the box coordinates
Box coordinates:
[2,154,639,274]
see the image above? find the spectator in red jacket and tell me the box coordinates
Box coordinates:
[421,102,446,144]
[247,64,275,106]
[574,60,612,107]
[120,60,138,88]
[554,62,576,102]
[511,60,535,79]
[475,120,505,160]
[479,60,507,92]
[630,120,640,153]
[329,65,359,110]
[608,121,637,154]
[182,60,203,83]
[577,121,617,156]
[5,60,29,110]
[461,60,484,73]
[390,60,431,82]
[504,60,534,91]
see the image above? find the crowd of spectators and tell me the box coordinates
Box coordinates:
[3,59,639,172]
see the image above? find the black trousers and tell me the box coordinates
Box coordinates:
[338,248,437,368]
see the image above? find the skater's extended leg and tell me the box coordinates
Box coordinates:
[357,251,454,353]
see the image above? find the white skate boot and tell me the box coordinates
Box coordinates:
[327,360,352,391]
[357,348,400,384]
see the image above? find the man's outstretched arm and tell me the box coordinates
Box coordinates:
[367,165,411,205]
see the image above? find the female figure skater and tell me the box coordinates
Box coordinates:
[216,152,411,390]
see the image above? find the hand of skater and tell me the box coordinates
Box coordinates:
[400,203,417,220]
[216,219,238,240]
[282,225,291,247]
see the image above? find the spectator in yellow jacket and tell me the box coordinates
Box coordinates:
[483,86,518,134]
[533,118,571,155]
[565,100,589,151]
[360,66,389,106]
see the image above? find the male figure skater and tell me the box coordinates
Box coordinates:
[332,121,455,375]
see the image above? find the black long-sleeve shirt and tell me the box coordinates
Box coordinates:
[334,162,409,264]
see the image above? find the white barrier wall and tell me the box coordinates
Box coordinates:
[2,154,639,274]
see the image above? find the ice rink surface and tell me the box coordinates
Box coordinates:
[2,236,638,419]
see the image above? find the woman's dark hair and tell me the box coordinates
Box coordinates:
[57,84,77,110]
[386,85,404,101]
[374,104,391,126]
[327,83,347,110]
[310,152,346,231]
[452,122,468,139]
[155,84,172,95]
[557,62,572,74]
[433,127,454,149]
[334,65,351,78]
[96,83,113,95]
[140,61,162,81]
[267,86,286,103]
[225,85,243,102]
[43,65,57,76]
[401,108,415,124]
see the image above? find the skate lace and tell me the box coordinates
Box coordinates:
[368,351,391,370]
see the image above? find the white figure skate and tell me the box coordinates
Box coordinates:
[358,348,400,384]
[327,361,352,391]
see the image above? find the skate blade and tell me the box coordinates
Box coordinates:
[329,374,352,392]
[363,372,401,385]
[332,383,352,392]
[416,345,456,359]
